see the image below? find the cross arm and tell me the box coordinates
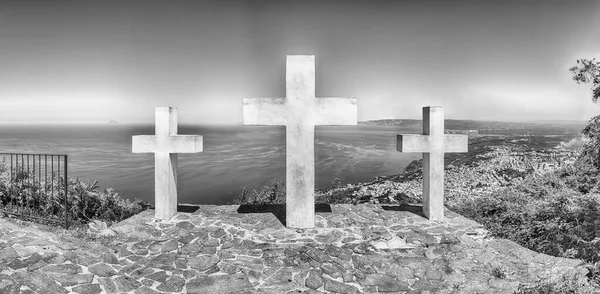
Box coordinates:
[396,134,430,152]
[313,97,358,125]
[243,98,288,125]
[132,135,203,153]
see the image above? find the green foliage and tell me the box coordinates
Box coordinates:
[0,162,149,226]
[571,58,600,168]
[515,272,599,294]
[320,186,362,204]
[234,178,363,205]
[581,115,600,169]
[490,266,506,279]
[234,180,286,205]
[570,58,600,103]
[559,156,600,194]
[451,160,600,265]
[66,177,150,225]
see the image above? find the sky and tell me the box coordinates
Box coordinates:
[0,0,599,124]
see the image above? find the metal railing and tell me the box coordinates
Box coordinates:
[0,153,69,228]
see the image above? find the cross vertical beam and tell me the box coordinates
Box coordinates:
[397,106,469,221]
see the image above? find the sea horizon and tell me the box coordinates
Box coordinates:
[0,120,586,205]
[0,118,590,126]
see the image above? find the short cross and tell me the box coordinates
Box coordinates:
[132,107,203,220]
[397,106,468,221]
[243,55,358,229]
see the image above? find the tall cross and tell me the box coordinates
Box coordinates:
[397,106,468,221]
[132,107,203,220]
[243,55,358,229]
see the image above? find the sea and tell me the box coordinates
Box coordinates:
[0,121,586,205]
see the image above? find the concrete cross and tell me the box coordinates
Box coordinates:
[132,107,203,220]
[243,55,358,229]
[397,106,468,221]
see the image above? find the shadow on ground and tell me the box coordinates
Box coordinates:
[381,203,426,218]
[236,203,333,226]
[177,204,200,213]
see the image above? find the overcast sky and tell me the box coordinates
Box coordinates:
[0,0,599,124]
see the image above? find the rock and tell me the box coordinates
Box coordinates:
[425,245,444,260]
[72,283,102,294]
[88,263,117,277]
[186,274,255,294]
[0,274,17,294]
[401,230,437,245]
[42,264,82,275]
[189,255,219,271]
[0,247,19,263]
[11,244,40,257]
[178,233,197,244]
[305,270,323,289]
[161,239,179,252]
[101,252,119,264]
[362,274,409,292]
[134,286,160,294]
[372,236,417,250]
[209,228,226,239]
[262,268,293,287]
[306,248,330,263]
[46,273,94,287]
[320,262,344,278]
[157,276,185,292]
[88,220,117,237]
[114,276,142,292]
[175,221,195,231]
[148,253,177,269]
[322,277,360,294]
[97,277,118,293]
[130,267,155,279]
[117,246,134,257]
[146,271,168,283]
[7,258,28,269]
[425,267,443,280]
[27,260,47,271]
[12,272,67,294]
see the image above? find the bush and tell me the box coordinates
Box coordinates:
[515,272,599,294]
[234,180,286,205]
[452,178,600,264]
[0,162,149,226]
[559,156,600,194]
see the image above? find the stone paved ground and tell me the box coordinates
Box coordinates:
[0,204,589,293]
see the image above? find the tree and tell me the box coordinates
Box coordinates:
[570,58,600,167]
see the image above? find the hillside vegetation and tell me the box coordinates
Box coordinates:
[236,135,600,291]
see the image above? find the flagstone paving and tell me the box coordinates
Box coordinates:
[0,204,589,293]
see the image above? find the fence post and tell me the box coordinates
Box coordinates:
[64,155,68,229]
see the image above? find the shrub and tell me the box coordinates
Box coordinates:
[234,180,286,205]
[0,162,149,226]
[515,272,599,294]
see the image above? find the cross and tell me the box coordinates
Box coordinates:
[132,107,203,220]
[397,106,468,221]
[243,55,357,229]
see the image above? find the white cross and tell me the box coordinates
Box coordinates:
[397,106,468,221]
[132,107,203,220]
[243,55,357,229]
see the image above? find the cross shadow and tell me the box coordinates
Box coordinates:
[237,203,333,226]
[381,204,426,218]
[177,204,200,213]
